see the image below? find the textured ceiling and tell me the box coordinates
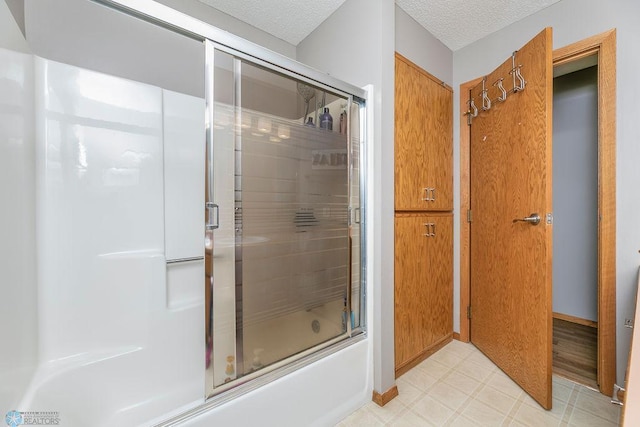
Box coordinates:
[396,0,561,51]
[198,0,347,46]
[198,0,561,50]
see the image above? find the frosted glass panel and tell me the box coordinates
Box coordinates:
[208,49,361,393]
[240,112,349,372]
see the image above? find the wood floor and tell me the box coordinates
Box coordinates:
[553,317,598,389]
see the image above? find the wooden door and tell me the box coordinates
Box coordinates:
[395,54,453,211]
[469,28,553,409]
[395,213,452,373]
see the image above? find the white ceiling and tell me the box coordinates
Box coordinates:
[198,0,562,51]
[198,0,348,46]
[396,0,561,51]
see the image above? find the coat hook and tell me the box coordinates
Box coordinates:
[493,78,507,102]
[510,51,526,92]
[481,77,491,111]
[468,98,478,117]
[514,65,526,91]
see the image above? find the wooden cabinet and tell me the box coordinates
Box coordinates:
[394,53,454,377]
[395,214,453,374]
[395,54,453,212]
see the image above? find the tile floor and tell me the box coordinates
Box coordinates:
[337,340,621,426]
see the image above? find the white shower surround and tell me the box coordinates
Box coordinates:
[35,55,204,425]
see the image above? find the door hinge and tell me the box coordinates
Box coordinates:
[467,209,473,223]
[467,305,472,319]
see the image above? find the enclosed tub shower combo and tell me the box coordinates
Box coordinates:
[0,1,367,425]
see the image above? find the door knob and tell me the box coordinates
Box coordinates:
[513,213,540,225]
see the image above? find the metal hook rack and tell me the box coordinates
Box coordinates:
[467,50,527,125]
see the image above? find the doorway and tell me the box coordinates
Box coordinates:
[552,63,598,389]
[459,29,617,397]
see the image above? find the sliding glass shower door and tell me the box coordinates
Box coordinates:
[205,44,364,395]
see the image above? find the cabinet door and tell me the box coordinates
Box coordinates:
[395,54,453,211]
[395,214,453,371]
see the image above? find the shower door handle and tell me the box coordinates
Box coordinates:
[353,207,361,224]
[206,202,219,230]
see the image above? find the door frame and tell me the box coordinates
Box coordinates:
[459,29,617,396]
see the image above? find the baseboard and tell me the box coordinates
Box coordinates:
[372,385,399,407]
[395,333,453,378]
[553,312,598,328]
[453,332,461,341]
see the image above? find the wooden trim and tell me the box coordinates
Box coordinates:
[595,29,617,398]
[372,385,399,407]
[453,332,461,341]
[395,52,453,92]
[395,333,452,378]
[553,28,618,398]
[553,30,615,63]
[458,77,481,344]
[459,29,617,397]
[554,47,599,68]
[553,312,598,328]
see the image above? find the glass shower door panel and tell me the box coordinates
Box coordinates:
[209,50,238,388]
[239,62,350,373]
[208,45,360,394]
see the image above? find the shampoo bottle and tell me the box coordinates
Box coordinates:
[319,107,333,130]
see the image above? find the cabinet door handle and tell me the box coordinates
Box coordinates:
[423,222,436,237]
[422,187,436,202]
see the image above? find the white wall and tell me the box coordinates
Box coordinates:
[395,4,453,86]
[453,0,640,385]
[297,0,397,396]
[4,0,24,36]
[23,0,299,106]
[0,0,28,52]
[24,0,204,97]
[154,0,296,59]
